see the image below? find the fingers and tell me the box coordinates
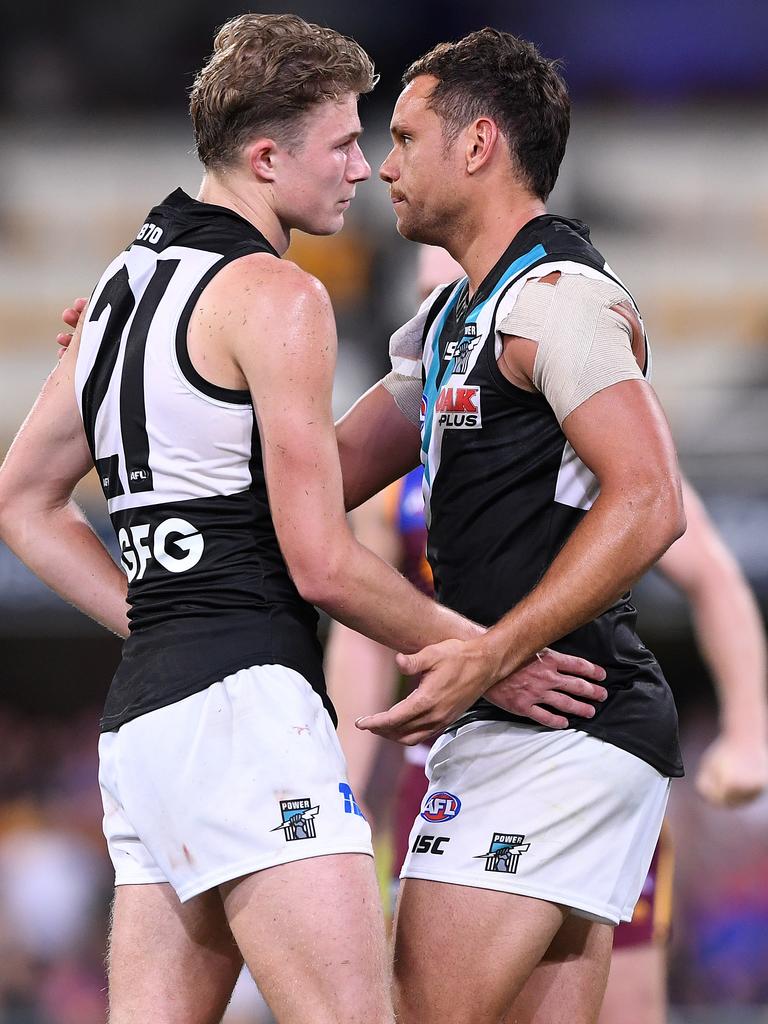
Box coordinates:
[525,705,569,730]
[62,298,87,330]
[356,710,433,746]
[543,691,597,720]
[553,674,608,703]
[356,689,445,745]
[395,638,464,678]
[547,651,607,682]
[695,770,763,809]
[694,770,724,807]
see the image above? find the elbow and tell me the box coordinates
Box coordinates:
[293,572,337,609]
[646,475,686,554]
[289,550,347,610]
[664,476,687,547]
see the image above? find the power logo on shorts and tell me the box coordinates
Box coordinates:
[475,832,530,874]
[271,798,319,841]
[420,791,462,823]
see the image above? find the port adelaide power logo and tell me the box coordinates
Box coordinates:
[444,323,480,374]
[476,833,531,874]
[271,798,319,841]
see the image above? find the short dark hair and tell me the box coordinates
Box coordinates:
[191,13,376,169]
[404,29,570,201]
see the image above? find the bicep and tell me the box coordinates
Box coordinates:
[336,382,421,511]
[234,273,349,564]
[0,338,93,511]
[562,378,680,488]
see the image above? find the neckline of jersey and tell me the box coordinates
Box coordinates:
[162,188,280,258]
[458,213,590,324]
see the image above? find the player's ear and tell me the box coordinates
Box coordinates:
[465,117,499,175]
[245,138,280,183]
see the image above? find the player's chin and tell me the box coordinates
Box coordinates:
[296,208,346,236]
[312,213,347,236]
[395,216,432,244]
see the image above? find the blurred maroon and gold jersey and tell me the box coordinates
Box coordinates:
[385,466,432,597]
[613,824,674,948]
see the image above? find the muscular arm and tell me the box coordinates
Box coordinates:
[459,376,684,681]
[0,333,130,637]
[658,478,768,804]
[336,383,421,511]
[362,284,685,741]
[482,287,685,677]
[217,255,477,653]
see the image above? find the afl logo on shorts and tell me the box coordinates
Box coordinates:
[421,791,462,823]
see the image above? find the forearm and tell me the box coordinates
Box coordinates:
[1,500,130,637]
[309,534,481,653]
[481,487,683,680]
[688,569,768,743]
[336,383,421,512]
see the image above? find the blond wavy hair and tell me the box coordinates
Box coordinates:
[191,13,376,168]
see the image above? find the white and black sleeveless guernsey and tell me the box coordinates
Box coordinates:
[75,189,328,732]
[414,215,683,778]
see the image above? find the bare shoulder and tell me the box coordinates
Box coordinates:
[210,251,332,320]
[191,251,336,377]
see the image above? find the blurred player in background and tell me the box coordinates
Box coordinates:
[327,245,768,1024]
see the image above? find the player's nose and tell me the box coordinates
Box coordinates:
[349,142,371,183]
[379,148,398,183]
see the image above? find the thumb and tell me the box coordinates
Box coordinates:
[396,650,424,676]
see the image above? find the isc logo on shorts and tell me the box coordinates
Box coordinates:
[421,791,462,822]
[435,386,481,428]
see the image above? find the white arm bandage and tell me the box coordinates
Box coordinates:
[498,274,645,427]
[383,283,457,425]
[381,371,423,426]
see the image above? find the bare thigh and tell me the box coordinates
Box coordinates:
[393,878,567,1024]
[108,882,242,1024]
[598,944,667,1024]
[220,853,392,1024]
[504,914,614,1024]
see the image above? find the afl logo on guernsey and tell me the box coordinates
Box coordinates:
[421,791,462,822]
[435,385,481,428]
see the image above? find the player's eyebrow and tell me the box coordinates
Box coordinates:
[332,126,364,146]
[389,122,411,142]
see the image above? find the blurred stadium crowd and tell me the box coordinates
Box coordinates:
[0,2,766,1022]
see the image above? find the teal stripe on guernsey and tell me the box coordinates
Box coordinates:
[421,243,547,484]
[421,280,465,485]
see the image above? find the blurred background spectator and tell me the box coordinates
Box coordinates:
[0,2,766,1021]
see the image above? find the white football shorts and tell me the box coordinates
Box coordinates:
[98,664,373,902]
[400,721,670,926]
